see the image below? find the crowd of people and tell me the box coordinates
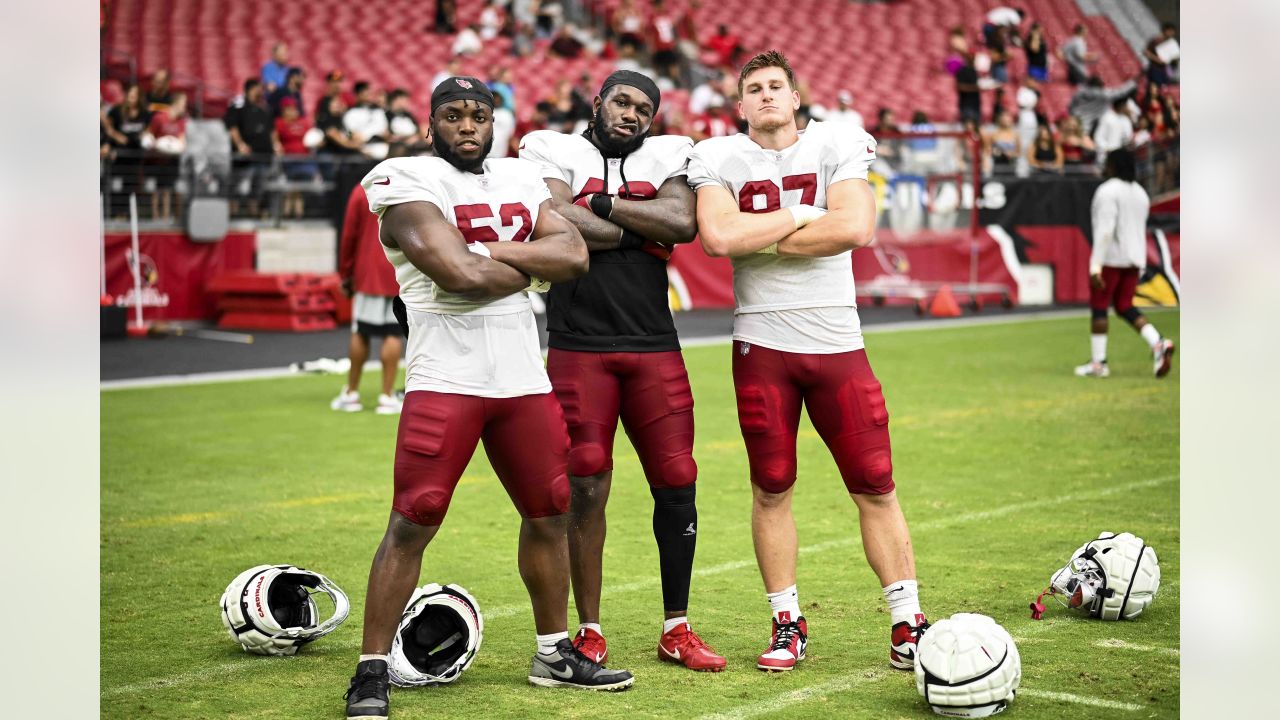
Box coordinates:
[99,2,1180,222]
[946,6,1179,179]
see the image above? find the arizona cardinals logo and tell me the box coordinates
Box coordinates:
[455,78,473,89]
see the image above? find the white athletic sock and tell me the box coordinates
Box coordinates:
[767,585,802,623]
[578,622,602,635]
[1140,324,1161,349]
[359,653,389,663]
[663,616,688,634]
[1091,334,1108,364]
[536,631,569,655]
[883,580,923,625]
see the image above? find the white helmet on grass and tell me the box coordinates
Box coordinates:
[219,564,350,656]
[916,613,1021,718]
[1032,532,1160,621]
[388,583,484,686]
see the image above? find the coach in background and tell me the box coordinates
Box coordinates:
[331,183,406,415]
[520,71,727,672]
[1075,147,1175,379]
[687,51,930,673]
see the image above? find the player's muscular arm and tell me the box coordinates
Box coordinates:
[776,179,878,257]
[380,201,528,298]
[606,175,699,245]
[542,177,627,252]
[482,202,590,282]
[696,185,800,257]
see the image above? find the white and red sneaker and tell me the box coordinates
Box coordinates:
[572,627,608,665]
[1154,339,1175,378]
[756,614,808,672]
[659,623,727,672]
[889,613,930,670]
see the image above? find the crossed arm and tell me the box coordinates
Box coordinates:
[544,175,698,251]
[379,199,588,300]
[696,178,877,258]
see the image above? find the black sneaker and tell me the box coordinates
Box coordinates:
[345,659,390,719]
[529,638,635,691]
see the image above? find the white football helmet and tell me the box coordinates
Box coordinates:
[916,613,1021,718]
[1040,532,1160,621]
[388,583,484,687]
[219,564,350,656]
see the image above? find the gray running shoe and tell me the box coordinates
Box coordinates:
[345,659,389,719]
[529,638,635,691]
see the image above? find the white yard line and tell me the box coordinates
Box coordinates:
[104,475,1174,698]
[697,672,888,720]
[1019,688,1145,711]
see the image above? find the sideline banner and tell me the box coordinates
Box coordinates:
[105,231,256,321]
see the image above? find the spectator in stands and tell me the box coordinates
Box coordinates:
[534,0,564,38]
[334,183,406,416]
[984,107,1019,175]
[274,98,317,217]
[1143,84,1179,140]
[570,72,595,116]
[269,67,306,118]
[688,69,731,114]
[385,88,429,156]
[224,79,280,216]
[1058,24,1097,86]
[1057,115,1097,169]
[944,27,969,77]
[514,101,550,146]
[433,0,457,34]
[344,81,390,159]
[612,0,646,54]
[703,24,741,69]
[1069,75,1136,135]
[146,68,173,112]
[689,95,738,141]
[146,92,188,221]
[487,65,516,113]
[825,90,864,128]
[549,23,586,59]
[649,0,684,84]
[955,54,982,125]
[319,95,361,158]
[1144,22,1179,86]
[261,42,290,93]
[543,79,591,133]
[489,92,517,158]
[1026,124,1062,174]
[453,23,483,56]
[104,82,152,216]
[1093,96,1134,164]
[314,70,350,126]
[479,0,506,40]
[1023,22,1049,82]
[431,57,464,92]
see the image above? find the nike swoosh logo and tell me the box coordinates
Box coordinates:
[373,178,390,185]
[549,663,575,679]
[888,585,905,594]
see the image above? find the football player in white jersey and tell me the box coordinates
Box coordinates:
[686,52,930,673]
[345,78,633,720]
[520,71,726,672]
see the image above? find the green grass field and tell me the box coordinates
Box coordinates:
[101,311,1179,719]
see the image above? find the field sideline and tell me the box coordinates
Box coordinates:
[101,311,1179,719]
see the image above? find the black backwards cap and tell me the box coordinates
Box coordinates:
[431,76,495,113]
[599,70,661,113]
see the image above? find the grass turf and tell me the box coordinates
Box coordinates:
[101,311,1179,719]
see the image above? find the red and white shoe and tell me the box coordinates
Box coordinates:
[756,614,808,672]
[658,623,727,672]
[1154,339,1175,378]
[889,614,930,670]
[572,627,608,665]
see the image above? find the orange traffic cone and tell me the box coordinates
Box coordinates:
[929,285,963,318]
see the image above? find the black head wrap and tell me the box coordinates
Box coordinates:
[598,70,660,113]
[431,76,495,113]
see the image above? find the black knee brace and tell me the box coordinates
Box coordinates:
[1091,308,1108,321]
[1120,307,1144,325]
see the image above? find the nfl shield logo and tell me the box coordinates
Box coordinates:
[739,342,751,356]
[455,78,473,89]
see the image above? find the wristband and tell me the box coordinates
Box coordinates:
[589,193,614,219]
[618,229,646,250]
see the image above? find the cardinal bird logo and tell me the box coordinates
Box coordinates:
[455,78,473,89]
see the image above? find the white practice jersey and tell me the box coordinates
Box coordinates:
[686,121,877,353]
[362,156,554,397]
[519,130,693,200]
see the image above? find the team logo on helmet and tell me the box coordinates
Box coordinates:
[455,78,473,89]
